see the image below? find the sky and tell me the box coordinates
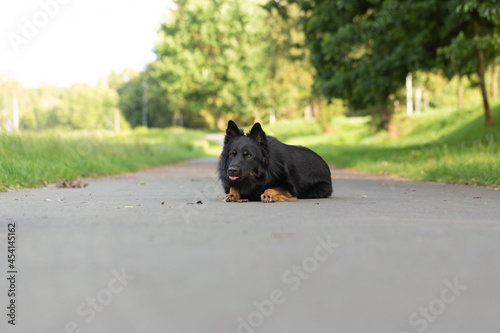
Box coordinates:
[0,0,175,88]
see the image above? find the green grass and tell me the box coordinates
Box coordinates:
[281,103,500,186]
[3,103,499,190]
[0,128,220,191]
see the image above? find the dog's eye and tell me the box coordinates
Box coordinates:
[245,153,252,159]
[229,151,236,158]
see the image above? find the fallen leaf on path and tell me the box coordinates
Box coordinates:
[44,198,52,201]
[56,177,88,188]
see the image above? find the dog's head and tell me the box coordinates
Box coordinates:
[219,120,269,183]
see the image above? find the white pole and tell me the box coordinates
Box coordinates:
[406,72,413,115]
[13,94,19,132]
[142,80,148,128]
[304,104,312,119]
[270,109,276,125]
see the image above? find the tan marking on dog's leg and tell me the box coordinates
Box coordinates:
[224,187,240,202]
[261,188,298,203]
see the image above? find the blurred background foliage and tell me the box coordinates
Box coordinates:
[0,0,499,131]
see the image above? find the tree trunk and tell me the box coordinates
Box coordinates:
[458,75,464,109]
[173,110,183,127]
[477,48,494,126]
[474,22,494,126]
[492,60,498,100]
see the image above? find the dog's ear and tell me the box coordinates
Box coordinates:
[249,122,267,146]
[224,120,243,144]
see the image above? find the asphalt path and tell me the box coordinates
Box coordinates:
[0,157,499,333]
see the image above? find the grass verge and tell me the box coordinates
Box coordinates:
[0,127,220,191]
[282,103,500,187]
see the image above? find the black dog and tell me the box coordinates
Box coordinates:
[218,120,333,202]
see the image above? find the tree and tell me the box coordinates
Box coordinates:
[108,68,139,90]
[149,0,270,129]
[117,71,173,128]
[263,2,316,120]
[59,81,118,129]
[453,0,500,126]
[438,31,478,109]
[117,76,144,128]
[269,0,499,127]
[268,0,456,127]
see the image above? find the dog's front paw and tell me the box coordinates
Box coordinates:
[261,189,278,203]
[261,192,276,203]
[224,187,240,202]
[224,193,240,202]
[261,188,297,203]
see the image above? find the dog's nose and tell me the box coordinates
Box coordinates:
[228,167,240,177]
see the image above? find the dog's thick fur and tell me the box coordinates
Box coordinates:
[218,120,333,202]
